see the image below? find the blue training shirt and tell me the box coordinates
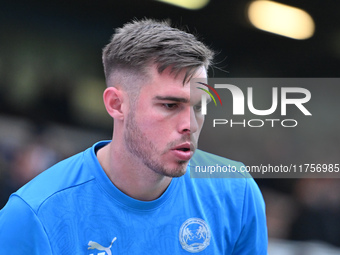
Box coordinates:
[0,141,267,254]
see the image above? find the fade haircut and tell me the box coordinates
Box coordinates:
[102,19,214,95]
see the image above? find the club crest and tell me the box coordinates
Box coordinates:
[179,218,211,253]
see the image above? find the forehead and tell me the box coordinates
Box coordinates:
[141,66,208,99]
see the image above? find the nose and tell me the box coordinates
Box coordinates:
[178,107,198,135]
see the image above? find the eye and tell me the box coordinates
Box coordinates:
[163,103,178,110]
[193,103,202,112]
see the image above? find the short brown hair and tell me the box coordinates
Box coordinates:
[102,19,214,89]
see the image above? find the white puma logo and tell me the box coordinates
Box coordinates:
[88,237,117,255]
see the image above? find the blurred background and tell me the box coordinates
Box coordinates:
[0,0,340,254]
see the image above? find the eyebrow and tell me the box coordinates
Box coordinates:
[154,96,189,103]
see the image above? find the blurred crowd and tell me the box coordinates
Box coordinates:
[0,115,107,208]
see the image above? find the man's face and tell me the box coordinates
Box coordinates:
[124,66,207,177]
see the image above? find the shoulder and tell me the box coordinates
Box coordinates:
[13,147,95,213]
[187,149,264,208]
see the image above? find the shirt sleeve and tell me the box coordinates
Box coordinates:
[0,195,53,255]
[232,178,268,255]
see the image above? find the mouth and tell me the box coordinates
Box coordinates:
[176,147,190,152]
[171,142,195,161]
[173,142,194,151]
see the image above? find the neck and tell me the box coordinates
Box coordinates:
[97,142,172,201]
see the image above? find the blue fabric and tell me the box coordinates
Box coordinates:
[0,141,267,254]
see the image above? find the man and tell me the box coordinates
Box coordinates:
[0,19,267,254]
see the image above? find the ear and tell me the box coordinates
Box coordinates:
[103,87,125,120]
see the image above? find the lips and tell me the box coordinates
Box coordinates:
[171,142,195,161]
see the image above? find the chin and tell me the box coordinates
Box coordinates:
[164,171,186,178]
[164,162,188,178]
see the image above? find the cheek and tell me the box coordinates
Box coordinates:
[195,116,205,138]
[136,114,167,138]
[196,114,205,128]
